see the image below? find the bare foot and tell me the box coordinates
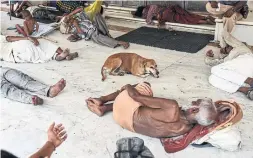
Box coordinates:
[118,41,129,49]
[55,49,70,61]
[85,98,103,106]
[86,100,105,117]
[32,95,44,105]
[66,52,78,60]
[49,79,66,97]
[220,46,233,54]
[206,50,214,57]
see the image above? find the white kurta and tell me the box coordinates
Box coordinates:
[0,35,58,63]
[209,53,253,93]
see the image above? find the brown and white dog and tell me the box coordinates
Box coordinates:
[101,53,159,81]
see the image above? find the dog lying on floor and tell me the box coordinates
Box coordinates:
[101,53,159,81]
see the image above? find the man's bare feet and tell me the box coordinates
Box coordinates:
[49,79,66,97]
[55,49,70,61]
[220,46,233,54]
[118,41,130,49]
[206,50,214,57]
[85,98,103,106]
[86,99,105,117]
[32,95,44,105]
[66,52,79,60]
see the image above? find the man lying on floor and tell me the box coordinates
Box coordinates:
[1,67,66,105]
[59,9,129,49]
[86,82,217,137]
[205,30,253,100]
[132,5,215,26]
[0,35,78,63]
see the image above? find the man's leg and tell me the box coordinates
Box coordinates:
[86,90,120,116]
[91,30,129,49]
[223,12,243,33]
[1,77,43,105]
[3,68,50,96]
[15,24,26,36]
[93,14,110,36]
[3,68,66,98]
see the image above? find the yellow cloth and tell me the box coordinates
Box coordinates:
[113,83,153,132]
[84,0,103,20]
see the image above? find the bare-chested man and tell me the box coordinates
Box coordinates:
[16,10,39,37]
[86,82,218,137]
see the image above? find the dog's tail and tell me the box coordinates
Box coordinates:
[101,66,107,81]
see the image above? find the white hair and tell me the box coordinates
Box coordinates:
[194,99,217,126]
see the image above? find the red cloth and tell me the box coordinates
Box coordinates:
[144,5,205,25]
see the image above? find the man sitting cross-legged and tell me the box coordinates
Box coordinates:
[59,8,129,49]
[1,67,66,105]
[86,82,218,137]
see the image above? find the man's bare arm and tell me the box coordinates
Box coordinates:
[6,36,29,42]
[99,84,138,103]
[133,94,179,110]
[67,7,83,17]
[99,90,121,103]
[6,36,39,46]
[29,142,55,158]
[35,22,39,32]
[125,85,179,109]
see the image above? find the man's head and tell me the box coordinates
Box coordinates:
[143,59,159,78]
[59,16,74,34]
[132,6,145,18]
[21,10,32,20]
[185,98,217,126]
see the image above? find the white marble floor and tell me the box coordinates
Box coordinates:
[0,11,252,158]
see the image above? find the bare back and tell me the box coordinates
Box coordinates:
[133,105,193,138]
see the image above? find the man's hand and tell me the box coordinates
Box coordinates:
[210,1,218,8]
[47,123,67,148]
[122,84,140,99]
[120,84,132,92]
[28,37,39,46]
[224,8,235,18]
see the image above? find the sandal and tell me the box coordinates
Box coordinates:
[66,52,78,60]
[247,88,253,100]
[67,34,81,42]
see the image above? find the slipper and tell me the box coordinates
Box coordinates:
[66,52,78,60]
[67,34,81,42]
[7,27,17,30]
[7,12,16,17]
[247,88,253,100]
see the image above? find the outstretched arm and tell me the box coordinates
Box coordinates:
[29,123,67,158]
[67,7,83,17]
[6,36,39,46]
[124,84,179,110]
[35,22,39,32]
[29,142,55,158]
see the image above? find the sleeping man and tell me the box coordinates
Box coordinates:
[86,82,218,137]
[0,35,78,63]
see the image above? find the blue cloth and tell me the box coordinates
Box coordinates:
[218,0,240,6]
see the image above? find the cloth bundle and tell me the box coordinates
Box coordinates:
[160,100,243,153]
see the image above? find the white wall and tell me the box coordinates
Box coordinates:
[248,1,253,11]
